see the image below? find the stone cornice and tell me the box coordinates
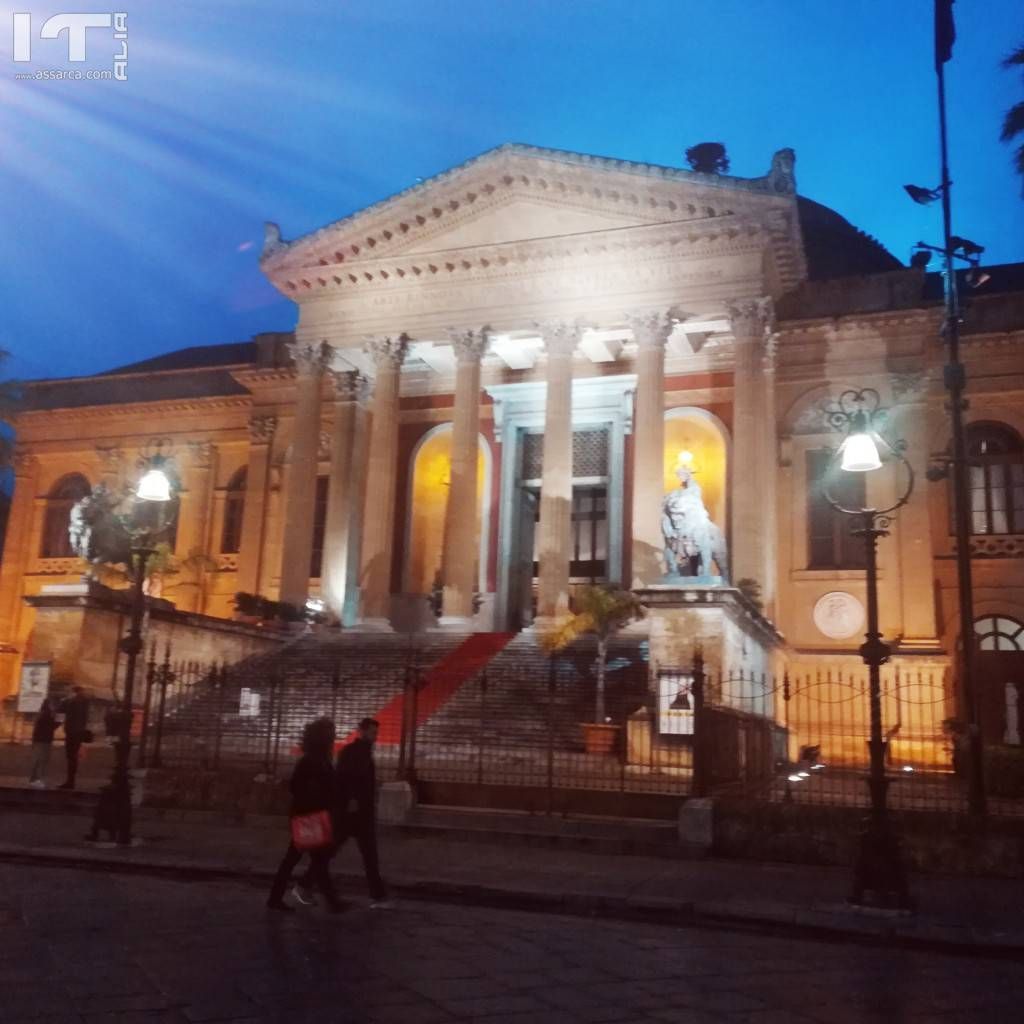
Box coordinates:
[272,214,776,298]
[777,307,939,337]
[16,394,253,423]
[262,143,798,273]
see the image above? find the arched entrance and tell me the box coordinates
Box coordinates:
[975,615,1024,745]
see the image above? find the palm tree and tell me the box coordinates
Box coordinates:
[543,584,645,723]
[1001,43,1024,189]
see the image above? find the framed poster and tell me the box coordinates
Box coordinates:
[239,688,261,717]
[657,670,694,735]
[18,661,51,713]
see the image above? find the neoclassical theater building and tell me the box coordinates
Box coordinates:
[2,143,1023,738]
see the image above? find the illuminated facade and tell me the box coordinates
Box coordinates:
[2,144,1023,741]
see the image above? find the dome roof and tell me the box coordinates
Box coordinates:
[797,196,903,280]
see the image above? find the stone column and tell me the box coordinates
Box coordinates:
[174,442,215,612]
[278,340,330,609]
[0,451,40,688]
[321,371,368,623]
[628,310,671,587]
[890,374,940,648]
[760,331,780,618]
[727,299,773,596]
[440,328,487,626]
[535,320,580,623]
[358,335,408,629]
[236,415,277,595]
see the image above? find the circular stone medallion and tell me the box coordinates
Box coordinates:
[812,591,865,640]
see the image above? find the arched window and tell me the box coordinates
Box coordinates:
[967,424,1024,535]
[220,467,247,554]
[40,473,91,558]
[975,616,1024,652]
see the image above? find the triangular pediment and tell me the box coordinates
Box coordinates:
[262,143,799,275]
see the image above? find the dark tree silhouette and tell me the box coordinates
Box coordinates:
[685,142,729,175]
[1001,43,1024,191]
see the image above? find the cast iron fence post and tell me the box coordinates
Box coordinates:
[137,644,158,768]
[264,670,278,775]
[691,649,708,798]
[477,669,488,786]
[151,644,174,768]
[546,654,556,815]
[406,662,421,784]
[783,670,793,804]
[212,662,226,771]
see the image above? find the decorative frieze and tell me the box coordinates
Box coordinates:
[186,440,214,468]
[890,371,929,404]
[249,414,278,444]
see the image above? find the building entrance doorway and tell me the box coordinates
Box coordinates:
[975,616,1024,745]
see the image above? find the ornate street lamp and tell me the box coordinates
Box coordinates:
[90,442,176,846]
[824,388,913,910]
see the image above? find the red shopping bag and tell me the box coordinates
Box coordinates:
[290,810,333,850]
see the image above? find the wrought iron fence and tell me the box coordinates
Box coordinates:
[135,639,1024,821]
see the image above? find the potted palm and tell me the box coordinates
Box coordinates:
[543,584,646,755]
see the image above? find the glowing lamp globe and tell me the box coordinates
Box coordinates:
[840,432,882,473]
[136,467,172,502]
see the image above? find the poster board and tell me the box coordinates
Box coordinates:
[17,661,51,714]
[657,670,694,735]
[239,688,261,717]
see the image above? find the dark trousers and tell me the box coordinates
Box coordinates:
[303,814,386,900]
[268,843,340,907]
[63,736,83,787]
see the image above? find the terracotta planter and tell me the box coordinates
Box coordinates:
[581,722,619,756]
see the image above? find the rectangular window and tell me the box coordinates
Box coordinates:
[309,476,329,578]
[806,450,866,569]
[570,485,607,580]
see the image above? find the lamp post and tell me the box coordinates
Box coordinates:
[824,388,913,910]
[98,449,175,846]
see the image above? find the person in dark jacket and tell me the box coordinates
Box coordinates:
[58,687,90,790]
[28,699,58,787]
[267,717,344,913]
[298,717,389,906]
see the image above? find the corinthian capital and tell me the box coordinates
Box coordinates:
[330,369,370,404]
[249,414,278,444]
[11,446,38,476]
[726,297,775,342]
[363,334,408,372]
[288,339,331,378]
[447,327,489,364]
[187,440,214,468]
[534,319,582,358]
[625,309,672,350]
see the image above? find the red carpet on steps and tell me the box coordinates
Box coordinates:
[342,632,515,746]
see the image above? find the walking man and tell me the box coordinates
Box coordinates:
[296,717,390,908]
[58,686,90,790]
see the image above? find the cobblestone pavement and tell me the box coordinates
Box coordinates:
[2,865,1023,1024]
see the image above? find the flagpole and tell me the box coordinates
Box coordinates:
[935,12,986,817]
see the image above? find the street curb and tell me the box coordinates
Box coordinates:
[1,843,1022,960]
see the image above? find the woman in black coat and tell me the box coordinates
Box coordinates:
[266,717,343,913]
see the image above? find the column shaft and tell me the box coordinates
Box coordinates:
[321,373,366,622]
[358,336,407,626]
[279,342,329,609]
[236,416,276,595]
[441,330,486,624]
[728,300,772,594]
[536,322,579,622]
[0,452,40,692]
[629,312,670,587]
[175,442,215,612]
[760,338,779,617]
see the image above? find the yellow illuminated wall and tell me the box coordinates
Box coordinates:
[663,412,727,528]
[408,428,487,594]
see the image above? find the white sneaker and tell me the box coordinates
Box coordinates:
[369,898,396,909]
[29,780,45,789]
[290,884,316,907]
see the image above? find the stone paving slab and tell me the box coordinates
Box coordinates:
[1,806,1024,956]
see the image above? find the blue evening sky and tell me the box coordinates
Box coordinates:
[0,0,1021,382]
